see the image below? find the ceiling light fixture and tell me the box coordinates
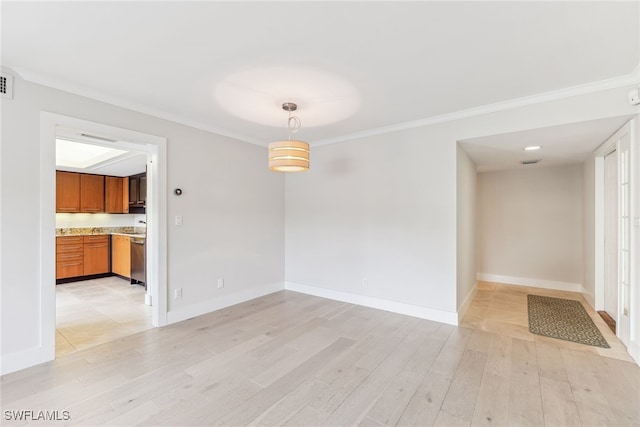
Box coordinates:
[268,102,309,172]
[524,145,542,151]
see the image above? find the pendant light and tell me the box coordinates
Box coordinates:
[268,102,309,172]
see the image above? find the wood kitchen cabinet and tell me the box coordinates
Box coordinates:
[80,174,105,212]
[56,171,106,213]
[56,236,84,279]
[111,234,131,278]
[128,172,146,213]
[105,176,129,213]
[56,171,81,212]
[56,235,110,280]
[83,235,110,275]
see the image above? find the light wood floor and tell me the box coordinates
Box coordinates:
[56,277,152,356]
[1,285,638,426]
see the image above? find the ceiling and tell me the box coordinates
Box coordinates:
[55,127,147,177]
[2,2,639,169]
[460,115,634,172]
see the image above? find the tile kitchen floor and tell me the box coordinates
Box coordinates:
[56,276,152,356]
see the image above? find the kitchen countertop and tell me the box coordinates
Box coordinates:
[56,226,146,237]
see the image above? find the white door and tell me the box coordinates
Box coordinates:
[604,150,618,319]
[618,131,631,347]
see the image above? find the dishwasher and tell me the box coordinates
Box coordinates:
[130,237,146,289]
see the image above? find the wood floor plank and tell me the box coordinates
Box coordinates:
[508,338,545,426]
[1,287,638,427]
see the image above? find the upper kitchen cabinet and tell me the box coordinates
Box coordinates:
[56,171,105,213]
[129,172,146,213]
[105,176,129,214]
[56,171,81,212]
[80,174,105,212]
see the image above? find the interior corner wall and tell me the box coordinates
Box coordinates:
[284,85,638,325]
[284,127,459,320]
[456,144,477,310]
[0,73,285,374]
[477,164,584,289]
[582,156,596,305]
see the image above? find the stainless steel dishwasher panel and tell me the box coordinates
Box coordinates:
[130,238,146,287]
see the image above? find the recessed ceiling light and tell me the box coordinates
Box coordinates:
[524,145,542,151]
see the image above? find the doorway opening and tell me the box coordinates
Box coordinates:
[54,128,153,356]
[40,113,168,364]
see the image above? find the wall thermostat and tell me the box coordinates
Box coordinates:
[174,188,182,196]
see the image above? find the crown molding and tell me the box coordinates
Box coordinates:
[312,69,640,147]
[12,65,640,149]
[11,67,268,147]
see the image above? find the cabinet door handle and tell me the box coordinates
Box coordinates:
[58,254,81,258]
[61,263,81,267]
[86,244,108,248]
[60,246,82,250]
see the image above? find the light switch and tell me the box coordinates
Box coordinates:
[175,215,183,226]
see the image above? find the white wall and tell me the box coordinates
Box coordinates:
[285,127,459,321]
[582,157,596,305]
[456,145,477,312]
[1,74,284,374]
[477,164,584,289]
[285,85,639,325]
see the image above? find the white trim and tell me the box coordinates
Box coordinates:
[457,284,478,323]
[583,290,596,310]
[14,67,266,148]
[13,66,639,149]
[313,72,640,147]
[36,113,168,374]
[1,347,44,376]
[166,282,284,325]
[285,282,459,326]
[476,273,585,294]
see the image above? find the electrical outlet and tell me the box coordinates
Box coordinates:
[174,288,182,299]
[217,278,224,289]
[362,278,368,287]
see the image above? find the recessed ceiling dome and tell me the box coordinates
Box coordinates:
[215,66,360,128]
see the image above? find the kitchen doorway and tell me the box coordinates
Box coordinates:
[55,130,153,356]
[40,113,168,364]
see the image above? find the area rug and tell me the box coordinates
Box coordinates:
[527,295,610,348]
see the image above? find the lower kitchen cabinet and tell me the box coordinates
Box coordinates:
[56,236,84,279]
[83,235,110,275]
[111,234,131,278]
[56,235,110,280]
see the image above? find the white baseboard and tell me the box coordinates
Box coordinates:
[476,273,586,294]
[166,282,284,324]
[582,290,596,310]
[457,284,478,323]
[1,346,47,376]
[284,282,458,326]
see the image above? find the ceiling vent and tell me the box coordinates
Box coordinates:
[0,72,14,100]
[521,159,540,165]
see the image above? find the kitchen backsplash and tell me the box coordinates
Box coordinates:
[56,213,147,229]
